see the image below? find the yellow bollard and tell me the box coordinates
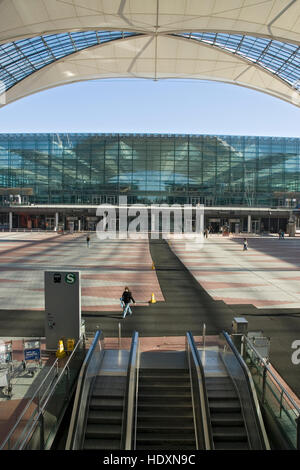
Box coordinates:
[149,293,156,304]
[66,338,75,353]
[56,339,66,358]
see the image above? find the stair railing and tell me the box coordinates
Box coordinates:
[1,335,86,450]
[243,333,300,450]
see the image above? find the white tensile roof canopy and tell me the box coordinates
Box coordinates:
[0,0,299,106]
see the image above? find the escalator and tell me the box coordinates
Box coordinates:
[135,359,196,449]
[196,331,270,450]
[66,330,136,450]
[66,329,270,451]
[205,375,249,449]
[83,375,126,450]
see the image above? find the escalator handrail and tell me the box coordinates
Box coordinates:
[65,330,104,450]
[221,330,270,450]
[121,331,139,450]
[186,331,214,450]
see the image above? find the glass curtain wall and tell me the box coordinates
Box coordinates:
[0,133,299,207]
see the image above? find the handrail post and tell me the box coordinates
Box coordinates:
[241,334,245,358]
[118,322,121,349]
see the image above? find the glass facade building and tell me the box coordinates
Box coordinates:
[0,133,299,208]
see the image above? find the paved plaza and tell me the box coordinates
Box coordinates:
[0,232,164,312]
[169,234,300,309]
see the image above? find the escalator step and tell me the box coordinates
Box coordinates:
[206,383,236,391]
[138,397,192,405]
[137,416,194,426]
[138,409,193,418]
[136,425,195,434]
[88,409,123,424]
[138,389,191,397]
[92,389,124,398]
[209,400,241,412]
[205,377,233,386]
[207,390,238,399]
[139,377,191,385]
[84,439,120,450]
[138,403,193,411]
[135,444,196,450]
[136,434,196,450]
[139,383,191,390]
[210,413,244,426]
[139,371,190,379]
[90,397,123,410]
[85,423,122,439]
[212,427,248,442]
[214,441,250,450]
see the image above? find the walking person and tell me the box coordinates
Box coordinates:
[86,234,90,248]
[243,238,248,251]
[120,286,135,319]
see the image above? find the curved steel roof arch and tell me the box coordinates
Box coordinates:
[0,31,299,107]
[0,0,300,45]
[0,30,141,94]
[175,32,300,87]
[0,0,299,107]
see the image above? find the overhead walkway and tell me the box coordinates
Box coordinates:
[66,329,270,451]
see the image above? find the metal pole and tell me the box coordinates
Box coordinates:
[118,322,121,349]
[241,335,245,359]
[296,416,300,450]
[203,323,206,350]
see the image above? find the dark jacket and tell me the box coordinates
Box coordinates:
[122,291,135,304]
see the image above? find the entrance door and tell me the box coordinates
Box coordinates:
[45,217,55,230]
[251,220,260,233]
[208,219,220,233]
[106,196,116,205]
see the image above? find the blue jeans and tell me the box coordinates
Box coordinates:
[121,299,132,318]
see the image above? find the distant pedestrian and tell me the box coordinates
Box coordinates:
[120,286,135,319]
[243,238,248,251]
[86,234,90,248]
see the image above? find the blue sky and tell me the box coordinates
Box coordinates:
[0,79,299,137]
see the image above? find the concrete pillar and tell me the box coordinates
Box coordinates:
[78,219,81,232]
[9,212,12,232]
[247,214,251,233]
[55,212,59,230]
